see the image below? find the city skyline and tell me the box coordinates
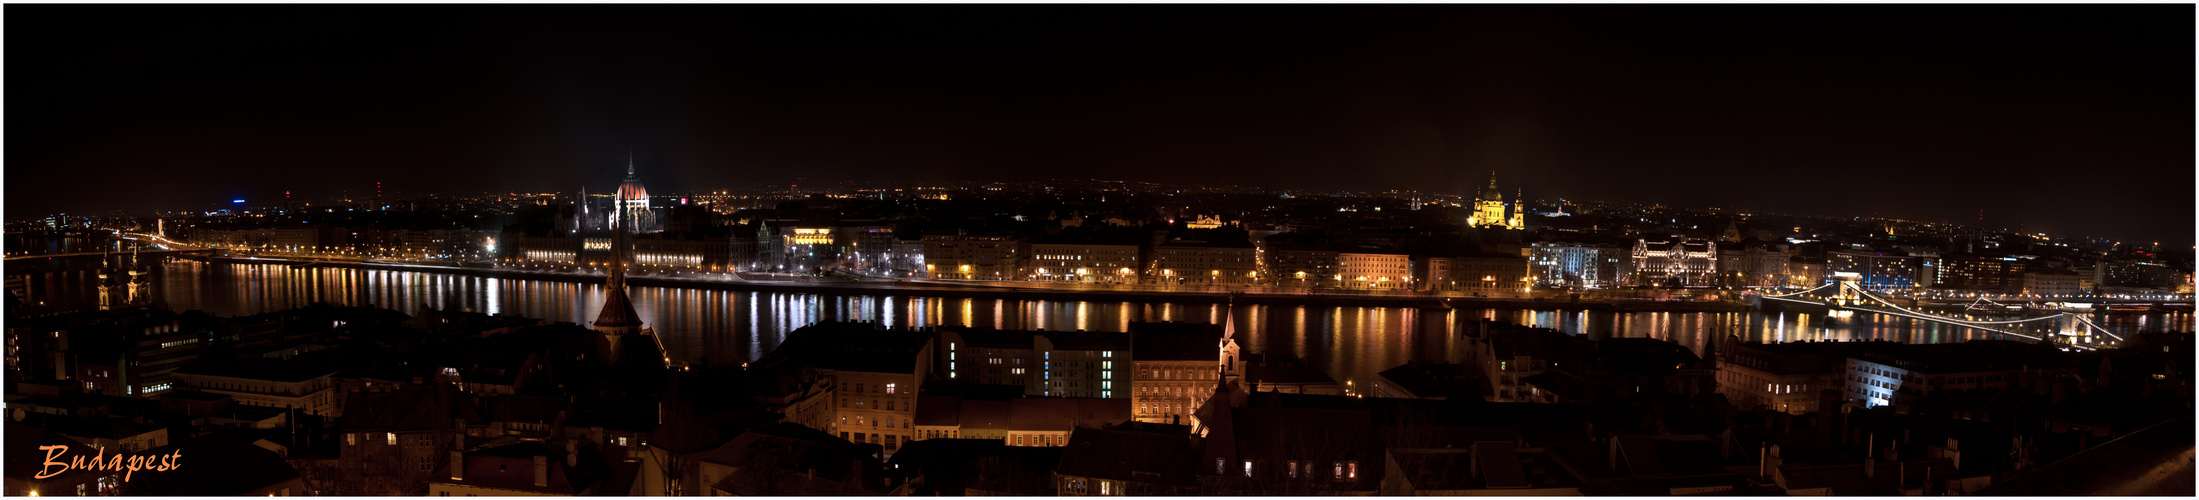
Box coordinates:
[8,6,2193,243]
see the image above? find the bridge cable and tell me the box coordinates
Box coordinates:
[1842,282,2064,325]
[2068,314,2127,342]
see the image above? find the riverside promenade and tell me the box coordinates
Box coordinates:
[179,253,1752,312]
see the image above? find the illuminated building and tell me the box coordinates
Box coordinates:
[885,238,926,277]
[169,357,339,416]
[1464,172,1524,230]
[2020,271,2083,297]
[631,236,733,269]
[1826,250,1917,294]
[1714,240,1792,288]
[1338,252,1411,290]
[842,225,899,273]
[1419,255,1531,292]
[774,224,838,271]
[1782,256,1825,288]
[1529,242,1620,288]
[1934,254,2026,293]
[611,158,656,233]
[1128,322,1238,426]
[1843,341,2073,408]
[2098,259,2183,290]
[1718,340,1886,414]
[1028,242,1143,284]
[922,234,1026,280]
[749,322,932,453]
[1626,239,1718,287]
[1909,249,1942,289]
[1148,240,1259,286]
[1003,398,1133,447]
[1265,248,1338,288]
[934,327,1131,399]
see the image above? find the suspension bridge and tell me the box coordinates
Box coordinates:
[1748,279,2123,351]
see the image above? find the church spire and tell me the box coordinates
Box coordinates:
[607,218,627,292]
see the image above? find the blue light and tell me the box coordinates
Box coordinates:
[232,199,245,204]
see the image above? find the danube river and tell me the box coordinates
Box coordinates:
[10,254,2189,388]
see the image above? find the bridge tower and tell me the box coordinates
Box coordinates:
[1830,272,1863,308]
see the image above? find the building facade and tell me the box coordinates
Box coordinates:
[1529,242,1619,289]
[1934,254,2027,293]
[2020,272,2084,297]
[1147,244,1260,286]
[1716,242,1793,288]
[1422,255,1532,293]
[1265,248,1339,288]
[924,235,1027,280]
[1337,252,1412,290]
[1827,250,1917,294]
[932,327,1131,399]
[1027,243,1143,284]
[1628,239,1718,287]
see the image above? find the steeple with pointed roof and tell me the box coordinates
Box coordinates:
[593,223,644,332]
[125,242,150,305]
[97,242,115,310]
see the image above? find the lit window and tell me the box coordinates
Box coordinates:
[387,433,397,446]
[886,383,897,394]
[1244,460,1254,477]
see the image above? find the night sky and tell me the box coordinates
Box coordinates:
[7,5,2192,243]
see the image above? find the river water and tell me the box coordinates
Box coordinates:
[8,254,2189,389]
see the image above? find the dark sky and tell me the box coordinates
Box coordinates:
[8,5,2192,243]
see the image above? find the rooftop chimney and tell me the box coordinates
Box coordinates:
[450,450,465,481]
[533,455,550,487]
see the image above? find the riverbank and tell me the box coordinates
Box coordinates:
[180,254,1754,312]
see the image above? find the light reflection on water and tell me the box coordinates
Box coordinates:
[11,258,2191,390]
